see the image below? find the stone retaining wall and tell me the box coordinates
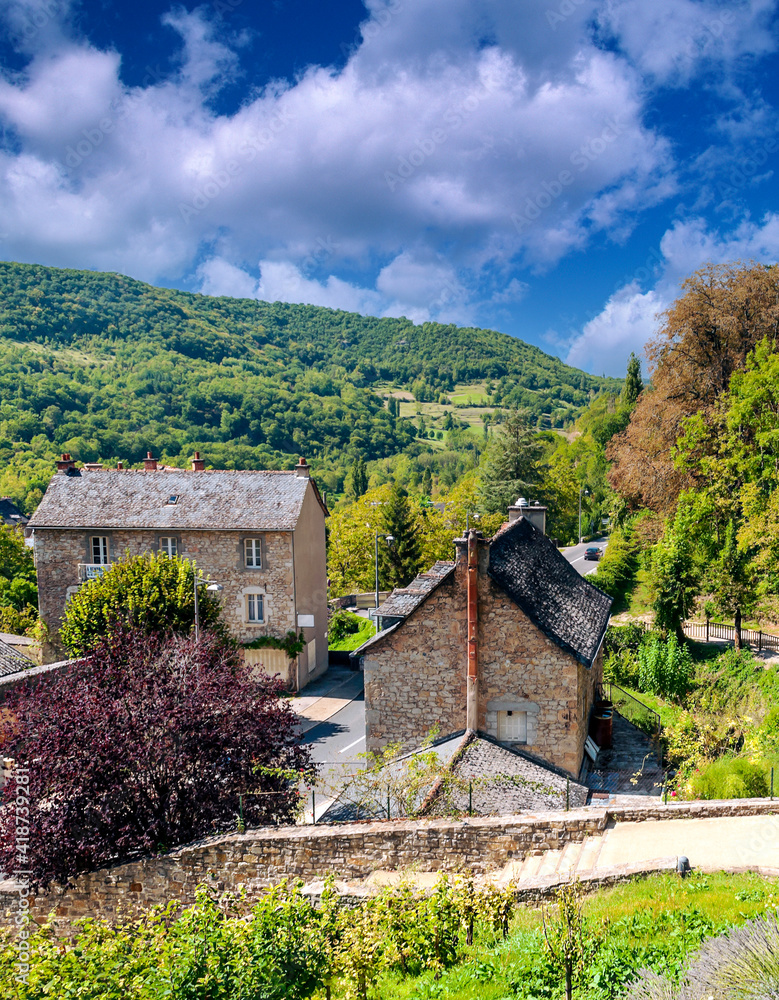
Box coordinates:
[2,798,777,933]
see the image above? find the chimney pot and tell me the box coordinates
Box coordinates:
[117,462,123,470]
[143,452,158,472]
[56,453,76,474]
[191,451,206,472]
[295,457,310,478]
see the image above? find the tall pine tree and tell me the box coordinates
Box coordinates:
[379,486,423,589]
[347,456,369,501]
[478,409,542,515]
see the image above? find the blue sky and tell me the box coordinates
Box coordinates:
[0,1,778,375]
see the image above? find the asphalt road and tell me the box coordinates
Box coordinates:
[561,536,609,577]
[300,690,367,819]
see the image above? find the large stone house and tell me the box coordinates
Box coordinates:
[359,507,612,779]
[27,453,328,688]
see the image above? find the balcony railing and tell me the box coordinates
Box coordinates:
[78,563,110,582]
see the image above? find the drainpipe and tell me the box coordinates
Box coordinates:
[466,530,479,732]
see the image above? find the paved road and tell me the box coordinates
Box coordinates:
[561,536,608,577]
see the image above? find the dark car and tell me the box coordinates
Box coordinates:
[584,546,602,561]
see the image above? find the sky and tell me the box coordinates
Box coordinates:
[0,1,778,376]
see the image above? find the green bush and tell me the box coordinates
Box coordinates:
[60,552,227,655]
[328,609,363,644]
[637,633,693,701]
[688,756,768,800]
[603,621,647,657]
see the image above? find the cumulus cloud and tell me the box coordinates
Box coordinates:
[0,0,775,361]
[566,212,779,375]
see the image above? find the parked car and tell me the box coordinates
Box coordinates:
[584,546,602,561]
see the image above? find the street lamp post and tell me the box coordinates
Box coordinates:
[578,487,589,545]
[194,574,223,642]
[374,532,395,609]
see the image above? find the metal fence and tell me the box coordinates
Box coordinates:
[682,620,779,650]
[601,681,661,736]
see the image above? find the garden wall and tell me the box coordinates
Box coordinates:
[2,798,777,934]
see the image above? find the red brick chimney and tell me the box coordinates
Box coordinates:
[191,451,205,472]
[295,457,310,478]
[117,461,123,470]
[56,453,76,474]
[466,529,479,732]
[143,451,158,472]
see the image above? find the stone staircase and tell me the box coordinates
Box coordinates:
[493,832,607,885]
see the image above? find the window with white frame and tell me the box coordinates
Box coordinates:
[246,593,264,623]
[91,536,109,564]
[159,536,178,557]
[244,538,262,568]
[497,710,527,743]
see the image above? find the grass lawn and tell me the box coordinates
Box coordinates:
[328,615,376,651]
[360,871,778,1000]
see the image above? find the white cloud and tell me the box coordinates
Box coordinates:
[566,212,779,375]
[196,257,259,299]
[598,0,777,86]
[0,1,676,299]
[566,283,665,376]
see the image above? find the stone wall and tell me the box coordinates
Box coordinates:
[35,527,298,660]
[363,538,601,776]
[3,799,777,934]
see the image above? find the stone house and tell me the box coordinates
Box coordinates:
[359,508,612,779]
[27,453,328,688]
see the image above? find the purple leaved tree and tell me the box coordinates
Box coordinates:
[0,628,315,890]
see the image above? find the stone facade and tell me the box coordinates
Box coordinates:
[363,535,603,777]
[29,461,328,688]
[3,799,777,934]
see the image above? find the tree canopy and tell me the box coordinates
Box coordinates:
[0,629,315,889]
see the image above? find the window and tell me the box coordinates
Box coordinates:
[244,538,262,568]
[246,593,264,623]
[167,495,179,505]
[497,710,527,743]
[159,537,178,557]
[91,536,109,564]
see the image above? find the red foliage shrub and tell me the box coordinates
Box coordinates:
[0,628,315,889]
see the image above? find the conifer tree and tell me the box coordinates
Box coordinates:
[621,352,643,409]
[478,409,542,515]
[379,486,423,589]
[347,456,369,501]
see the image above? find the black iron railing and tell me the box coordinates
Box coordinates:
[601,681,661,736]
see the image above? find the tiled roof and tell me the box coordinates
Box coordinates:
[375,561,455,618]
[0,498,28,527]
[28,470,317,532]
[488,517,612,667]
[0,639,33,678]
[425,732,589,815]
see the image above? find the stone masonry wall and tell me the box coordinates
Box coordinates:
[3,800,777,934]
[364,538,601,776]
[363,571,466,752]
[35,528,297,662]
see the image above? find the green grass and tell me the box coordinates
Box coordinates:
[363,871,778,1000]
[328,615,376,651]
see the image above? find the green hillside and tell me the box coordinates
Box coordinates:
[0,261,620,509]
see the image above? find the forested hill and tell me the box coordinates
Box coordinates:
[0,261,620,509]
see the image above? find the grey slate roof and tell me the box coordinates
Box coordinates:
[0,497,28,528]
[318,729,588,822]
[28,470,317,532]
[424,731,589,816]
[488,517,612,667]
[0,639,33,678]
[375,561,455,618]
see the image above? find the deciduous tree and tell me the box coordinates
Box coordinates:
[0,628,314,889]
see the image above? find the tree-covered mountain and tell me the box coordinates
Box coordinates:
[0,261,620,510]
